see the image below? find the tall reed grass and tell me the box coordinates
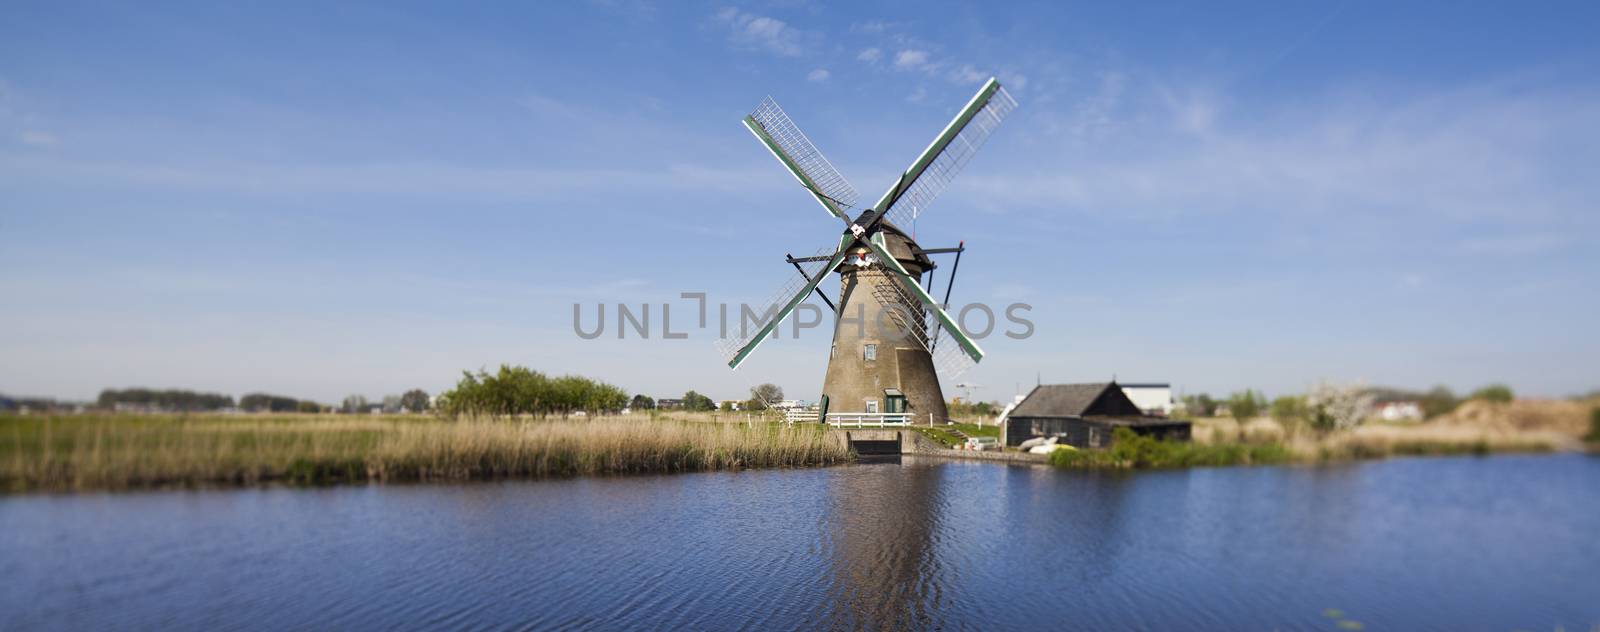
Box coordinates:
[1,414,849,493]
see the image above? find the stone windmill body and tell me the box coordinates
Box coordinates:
[721,78,1017,423]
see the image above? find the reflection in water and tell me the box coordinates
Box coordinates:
[1,455,1597,630]
[820,456,945,629]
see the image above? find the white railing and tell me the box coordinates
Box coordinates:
[825,412,910,428]
[784,408,820,424]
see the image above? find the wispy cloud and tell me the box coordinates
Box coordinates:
[712,8,805,57]
[846,22,1024,92]
[1456,233,1572,256]
[959,77,1600,232]
[0,154,787,200]
[806,68,830,82]
[517,93,587,119]
[19,130,57,147]
[1053,71,1125,138]
[850,20,894,34]
[893,49,931,71]
[949,64,986,85]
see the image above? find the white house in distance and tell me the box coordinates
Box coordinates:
[1374,401,1424,422]
[1119,383,1175,417]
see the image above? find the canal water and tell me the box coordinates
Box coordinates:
[3,454,1597,630]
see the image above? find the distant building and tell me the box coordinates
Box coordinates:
[656,398,684,410]
[1374,401,1423,422]
[1003,381,1192,449]
[1119,383,1175,417]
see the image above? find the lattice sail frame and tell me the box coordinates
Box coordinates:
[715,242,844,368]
[746,97,859,221]
[724,78,1015,372]
[880,82,1018,227]
[865,267,977,379]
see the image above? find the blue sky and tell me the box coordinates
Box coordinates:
[2,1,1596,403]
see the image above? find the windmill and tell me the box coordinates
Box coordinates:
[718,78,1017,425]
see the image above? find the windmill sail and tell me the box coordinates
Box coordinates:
[718,237,851,370]
[861,232,985,365]
[873,78,1018,227]
[744,97,859,223]
[723,80,1013,375]
[866,265,978,378]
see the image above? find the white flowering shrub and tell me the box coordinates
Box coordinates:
[1305,381,1375,433]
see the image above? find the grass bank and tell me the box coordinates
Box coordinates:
[0,414,849,493]
[1049,428,1294,469]
[1050,418,1561,470]
[911,422,1000,448]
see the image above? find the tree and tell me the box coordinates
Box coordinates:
[1227,389,1264,440]
[1468,384,1514,403]
[97,388,234,411]
[433,365,628,418]
[682,390,715,412]
[747,383,784,411]
[1586,407,1600,444]
[399,389,430,413]
[948,399,997,419]
[1181,393,1217,417]
[342,394,369,414]
[1420,385,1459,419]
[241,393,300,412]
[1305,381,1374,434]
[630,394,655,410]
[1270,395,1307,427]
[296,400,324,414]
[1228,390,1264,422]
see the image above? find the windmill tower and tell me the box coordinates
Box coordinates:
[719,78,1017,424]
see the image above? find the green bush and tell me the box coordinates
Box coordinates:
[1270,395,1306,424]
[1420,385,1459,419]
[1048,427,1290,469]
[435,365,628,418]
[1468,384,1514,403]
[1586,407,1600,443]
[1227,389,1265,424]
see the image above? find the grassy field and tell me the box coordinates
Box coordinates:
[910,422,1001,448]
[0,413,849,493]
[1051,400,1586,470]
[1186,399,1587,459]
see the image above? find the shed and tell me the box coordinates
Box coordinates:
[1002,381,1192,449]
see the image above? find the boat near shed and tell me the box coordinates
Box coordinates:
[1001,381,1192,449]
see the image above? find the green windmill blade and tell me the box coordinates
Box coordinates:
[860,231,985,364]
[744,97,858,225]
[864,77,1018,229]
[720,234,853,370]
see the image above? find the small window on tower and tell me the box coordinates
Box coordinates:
[863,344,877,361]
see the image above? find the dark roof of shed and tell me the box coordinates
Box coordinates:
[1009,383,1116,418]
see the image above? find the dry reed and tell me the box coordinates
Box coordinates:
[1,414,849,493]
[1187,409,1569,463]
